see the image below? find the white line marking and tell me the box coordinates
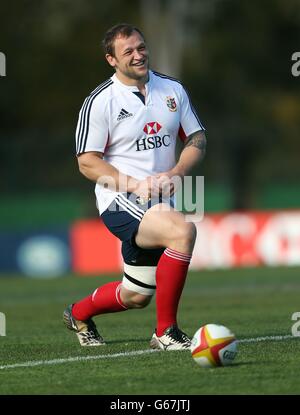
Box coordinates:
[0,349,160,370]
[0,334,298,370]
[237,334,296,343]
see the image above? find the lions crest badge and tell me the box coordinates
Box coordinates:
[166,96,177,112]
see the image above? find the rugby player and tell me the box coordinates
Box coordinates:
[63,23,206,350]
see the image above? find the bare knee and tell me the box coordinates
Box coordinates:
[125,295,152,309]
[120,289,153,309]
[135,205,197,253]
[157,214,197,248]
[170,221,197,252]
[176,221,196,241]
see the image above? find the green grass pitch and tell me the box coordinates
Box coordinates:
[0,266,300,395]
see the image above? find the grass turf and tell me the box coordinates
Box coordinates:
[0,266,300,395]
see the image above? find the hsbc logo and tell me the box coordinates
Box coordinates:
[136,121,170,152]
[143,121,162,135]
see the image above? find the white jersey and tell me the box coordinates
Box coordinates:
[75,70,205,214]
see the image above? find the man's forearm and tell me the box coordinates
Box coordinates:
[172,130,207,177]
[78,153,139,192]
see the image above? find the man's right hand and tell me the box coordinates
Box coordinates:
[129,176,161,203]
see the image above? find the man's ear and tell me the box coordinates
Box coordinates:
[105,54,116,68]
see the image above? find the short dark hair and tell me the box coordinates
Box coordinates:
[102,23,146,57]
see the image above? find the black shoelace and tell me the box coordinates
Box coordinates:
[167,326,190,344]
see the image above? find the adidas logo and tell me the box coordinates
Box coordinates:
[117,108,133,121]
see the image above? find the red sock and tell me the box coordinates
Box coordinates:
[72,281,128,321]
[156,248,191,336]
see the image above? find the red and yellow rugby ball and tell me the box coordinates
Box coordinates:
[191,324,237,368]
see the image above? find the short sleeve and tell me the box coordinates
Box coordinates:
[178,84,205,142]
[75,93,109,156]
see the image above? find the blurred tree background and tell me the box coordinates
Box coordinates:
[0,0,299,228]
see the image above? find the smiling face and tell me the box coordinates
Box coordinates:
[105,30,149,85]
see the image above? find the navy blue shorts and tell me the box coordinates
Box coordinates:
[101,192,172,266]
